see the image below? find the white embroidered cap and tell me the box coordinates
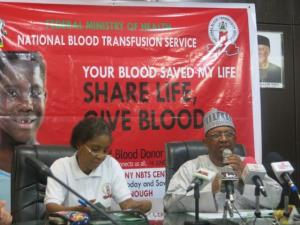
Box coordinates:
[203,108,235,134]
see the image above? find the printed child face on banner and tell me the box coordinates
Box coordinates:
[0,51,46,144]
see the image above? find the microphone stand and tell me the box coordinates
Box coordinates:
[283,184,290,218]
[49,173,121,225]
[26,156,150,225]
[185,179,210,225]
[222,181,234,221]
[254,185,261,218]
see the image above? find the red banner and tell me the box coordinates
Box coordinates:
[0,2,260,215]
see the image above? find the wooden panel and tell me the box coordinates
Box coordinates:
[248,0,293,24]
[294,0,300,24]
[258,24,296,171]
[294,25,300,187]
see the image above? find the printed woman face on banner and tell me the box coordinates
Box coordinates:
[0,51,46,145]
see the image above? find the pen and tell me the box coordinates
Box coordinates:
[78,199,88,207]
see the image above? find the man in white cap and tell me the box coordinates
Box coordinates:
[164,108,282,212]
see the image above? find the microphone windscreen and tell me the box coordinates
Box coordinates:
[265,152,283,162]
[223,149,232,158]
[263,152,284,173]
[222,148,232,164]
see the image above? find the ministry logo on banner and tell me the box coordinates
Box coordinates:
[207,15,239,56]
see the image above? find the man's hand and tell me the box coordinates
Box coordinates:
[212,174,222,194]
[225,154,245,178]
[120,198,152,213]
[0,201,12,225]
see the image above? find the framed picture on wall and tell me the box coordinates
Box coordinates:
[257,31,284,88]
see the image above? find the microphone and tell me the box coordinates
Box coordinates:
[271,161,298,193]
[25,156,121,225]
[221,166,237,218]
[221,166,238,202]
[221,149,238,217]
[186,168,216,192]
[266,153,300,218]
[222,148,232,165]
[241,157,267,197]
[263,152,282,179]
[221,148,238,202]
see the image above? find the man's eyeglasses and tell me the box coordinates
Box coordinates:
[207,131,236,141]
[84,145,109,157]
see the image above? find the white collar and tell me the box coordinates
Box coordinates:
[70,153,108,179]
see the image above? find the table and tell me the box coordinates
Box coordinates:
[12,213,276,225]
[163,212,276,225]
[12,220,160,225]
